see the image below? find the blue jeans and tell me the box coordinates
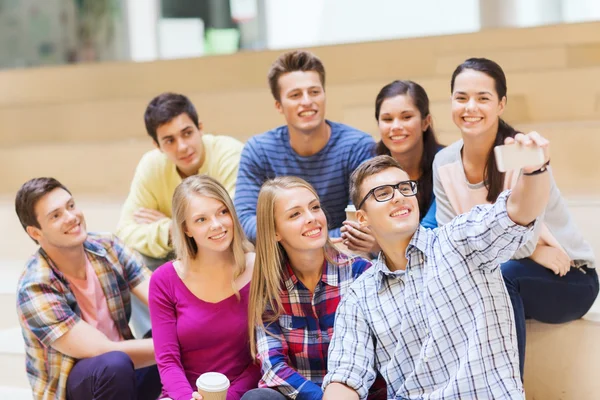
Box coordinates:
[241,388,287,399]
[66,351,162,400]
[502,258,599,378]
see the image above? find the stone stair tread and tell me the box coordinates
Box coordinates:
[0,386,32,399]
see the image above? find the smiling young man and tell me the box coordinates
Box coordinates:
[116,93,244,335]
[117,92,244,266]
[234,50,376,244]
[15,178,160,400]
[322,132,553,399]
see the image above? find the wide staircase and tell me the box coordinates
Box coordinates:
[1,21,599,399]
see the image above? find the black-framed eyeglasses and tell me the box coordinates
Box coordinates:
[357,180,418,210]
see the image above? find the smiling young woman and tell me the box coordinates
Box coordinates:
[433,57,598,379]
[243,176,386,400]
[148,175,260,400]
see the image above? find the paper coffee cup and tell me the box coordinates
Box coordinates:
[196,372,230,400]
[345,204,357,222]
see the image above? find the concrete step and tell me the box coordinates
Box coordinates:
[0,386,32,400]
[0,327,28,389]
[1,120,600,198]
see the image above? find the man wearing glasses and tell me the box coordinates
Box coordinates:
[322,132,552,399]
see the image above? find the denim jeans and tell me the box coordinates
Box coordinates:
[501,258,599,378]
[241,388,287,399]
[66,351,161,400]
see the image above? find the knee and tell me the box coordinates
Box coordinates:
[501,259,523,279]
[241,388,282,400]
[96,351,135,382]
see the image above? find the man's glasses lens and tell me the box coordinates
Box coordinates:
[373,182,416,201]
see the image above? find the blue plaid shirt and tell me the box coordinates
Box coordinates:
[324,191,533,399]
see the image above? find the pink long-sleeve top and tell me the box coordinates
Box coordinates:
[149,261,260,400]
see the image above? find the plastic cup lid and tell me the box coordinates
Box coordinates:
[196,372,230,392]
[345,204,356,212]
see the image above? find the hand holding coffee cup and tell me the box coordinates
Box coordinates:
[196,372,230,400]
[345,204,357,222]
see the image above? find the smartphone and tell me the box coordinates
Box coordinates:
[494,144,545,172]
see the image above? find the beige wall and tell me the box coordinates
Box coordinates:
[1,21,600,196]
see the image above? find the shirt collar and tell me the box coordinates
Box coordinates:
[38,236,108,280]
[373,252,406,292]
[407,225,430,256]
[283,258,336,292]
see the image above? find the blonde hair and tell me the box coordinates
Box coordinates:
[171,175,253,286]
[248,176,344,358]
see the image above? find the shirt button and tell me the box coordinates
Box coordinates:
[423,356,429,362]
[408,271,413,276]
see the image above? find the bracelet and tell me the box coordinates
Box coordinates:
[522,159,550,176]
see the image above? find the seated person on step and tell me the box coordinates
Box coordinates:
[117,92,244,336]
[15,177,160,400]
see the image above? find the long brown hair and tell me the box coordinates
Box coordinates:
[374,80,442,215]
[248,176,345,358]
[451,58,519,202]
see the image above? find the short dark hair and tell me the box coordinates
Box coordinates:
[350,155,405,208]
[144,92,200,144]
[15,177,71,231]
[267,50,326,102]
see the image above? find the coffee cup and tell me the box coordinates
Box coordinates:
[196,372,230,400]
[345,204,357,222]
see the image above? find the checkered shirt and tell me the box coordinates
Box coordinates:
[256,253,371,399]
[324,191,532,399]
[16,232,150,400]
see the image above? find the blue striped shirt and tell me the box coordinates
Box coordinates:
[234,121,375,241]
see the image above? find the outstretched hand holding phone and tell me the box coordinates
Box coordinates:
[502,131,552,227]
[495,131,550,173]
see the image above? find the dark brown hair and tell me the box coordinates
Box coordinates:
[267,50,326,102]
[144,92,200,145]
[375,80,442,216]
[451,58,519,202]
[350,155,406,209]
[15,177,71,231]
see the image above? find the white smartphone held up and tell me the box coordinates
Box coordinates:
[494,144,545,172]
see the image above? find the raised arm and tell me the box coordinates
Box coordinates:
[441,132,551,270]
[505,132,551,226]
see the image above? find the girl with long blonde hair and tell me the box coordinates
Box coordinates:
[149,175,260,400]
[242,177,384,400]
